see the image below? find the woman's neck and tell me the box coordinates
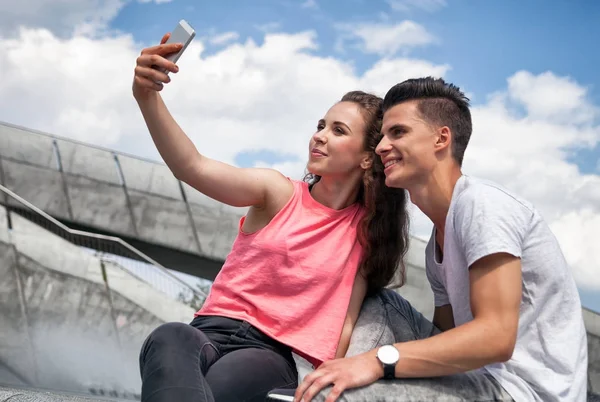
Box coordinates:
[310,175,362,210]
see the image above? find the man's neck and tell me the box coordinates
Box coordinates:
[311,174,362,210]
[408,166,462,234]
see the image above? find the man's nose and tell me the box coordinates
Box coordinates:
[375,135,390,155]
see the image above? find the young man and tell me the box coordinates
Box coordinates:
[294,77,588,402]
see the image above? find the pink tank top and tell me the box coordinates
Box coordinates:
[196,179,365,366]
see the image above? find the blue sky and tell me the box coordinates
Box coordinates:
[111,0,600,175]
[111,0,600,104]
[1,0,598,311]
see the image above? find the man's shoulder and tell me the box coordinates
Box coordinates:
[448,176,537,256]
[453,175,535,214]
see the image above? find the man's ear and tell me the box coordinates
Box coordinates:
[360,153,373,170]
[435,126,452,152]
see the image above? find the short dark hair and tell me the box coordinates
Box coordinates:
[382,77,472,166]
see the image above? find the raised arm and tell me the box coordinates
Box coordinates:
[132,33,291,209]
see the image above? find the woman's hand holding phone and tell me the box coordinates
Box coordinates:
[132,33,182,100]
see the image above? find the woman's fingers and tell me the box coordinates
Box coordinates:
[136,52,179,74]
[141,42,182,57]
[135,65,171,84]
[132,34,181,97]
[134,75,164,92]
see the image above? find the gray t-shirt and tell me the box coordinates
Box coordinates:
[425,175,588,402]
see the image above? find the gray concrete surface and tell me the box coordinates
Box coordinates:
[0,124,57,169]
[117,154,182,201]
[0,121,241,273]
[65,174,137,237]
[1,160,71,220]
[57,139,122,185]
[0,205,194,398]
[7,208,194,323]
[397,238,435,319]
[585,308,600,395]
[0,242,37,387]
[0,386,131,402]
[127,189,200,253]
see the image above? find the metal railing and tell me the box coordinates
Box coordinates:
[0,183,207,303]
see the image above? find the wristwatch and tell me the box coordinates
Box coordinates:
[376,345,400,379]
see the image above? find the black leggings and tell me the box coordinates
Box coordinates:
[139,315,298,402]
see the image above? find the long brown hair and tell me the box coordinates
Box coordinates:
[305,91,411,293]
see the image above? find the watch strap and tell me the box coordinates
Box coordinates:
[383,363,395,379]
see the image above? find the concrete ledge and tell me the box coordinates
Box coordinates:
[65,174,136,237]
[8,211,194,323]
[0,124,57,168]
[117,155,182,200]
[0,385,133,401]
[128,190,199,254]
[585,308,600,337]
[2,160,71,220]
[57,140,121,185]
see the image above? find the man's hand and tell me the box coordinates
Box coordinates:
[294,351,383,402]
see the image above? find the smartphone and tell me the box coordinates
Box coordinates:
[266,388,295,402]
[156,19,195,74]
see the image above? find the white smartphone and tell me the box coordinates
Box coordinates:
[156,19,195,74]
[266,388,295,402]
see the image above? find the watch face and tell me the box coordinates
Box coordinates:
[377,345,400,365]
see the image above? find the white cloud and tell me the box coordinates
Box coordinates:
[301,0,319,9]
[336,21,437,56]
[507,70,598,126]
[361,58,450,95]
[0,0,172,38]
[387,0,447,12]
[550,209,600,290]
[209,31,240,46]
[0,27,139,146]
[0,0,126,37]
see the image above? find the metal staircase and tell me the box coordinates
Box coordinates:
[0,183,206,303]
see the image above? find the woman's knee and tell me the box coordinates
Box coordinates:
[139,322,198,366]
[149,322,196,346]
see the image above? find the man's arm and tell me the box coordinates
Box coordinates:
[335,273,368,358]
[390,252,521,377]
[295,188,528,401]
[294,253,521,402]
[432,305,455,332]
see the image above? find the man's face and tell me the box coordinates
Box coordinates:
[376,100,440,189]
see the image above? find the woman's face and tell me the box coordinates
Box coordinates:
[306,101,371,179]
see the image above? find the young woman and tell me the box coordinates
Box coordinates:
[133,33,410,402]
